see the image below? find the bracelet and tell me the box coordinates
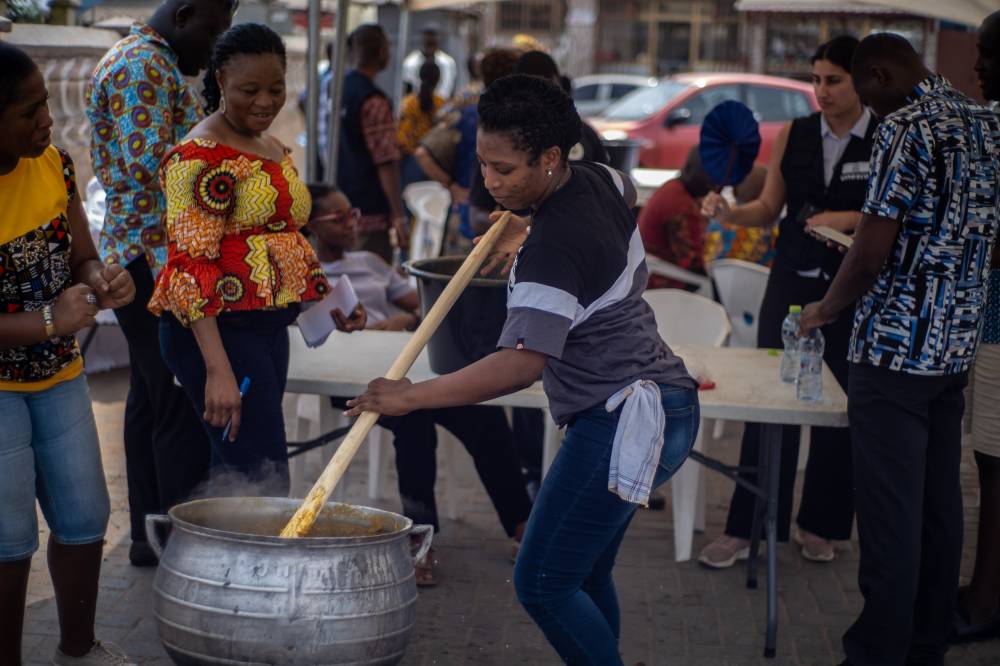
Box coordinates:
[42,304,56,338]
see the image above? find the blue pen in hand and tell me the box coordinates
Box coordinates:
[221,376,251,443]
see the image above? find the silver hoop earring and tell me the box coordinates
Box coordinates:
[219,93,227,114]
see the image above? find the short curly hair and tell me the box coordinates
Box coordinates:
[477,74,581,165]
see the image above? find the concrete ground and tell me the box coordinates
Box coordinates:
[19,368,1000,665]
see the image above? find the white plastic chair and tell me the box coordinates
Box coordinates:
[404,181,450,264]
[642,289,731,561]
[285,393,389,503]
[707,259,770,349]
[645,253,714,298]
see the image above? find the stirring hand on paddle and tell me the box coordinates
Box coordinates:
[474,211,531,277]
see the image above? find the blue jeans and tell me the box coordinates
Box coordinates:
[514,384,699,664]
[0,374,110,561]
[159,309,297,497]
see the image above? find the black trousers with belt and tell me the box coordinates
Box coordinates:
[725,261,855,541]
[331,398,533,536]
[843,363,967,666]
[113,256,210,544]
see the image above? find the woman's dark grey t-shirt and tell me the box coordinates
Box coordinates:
[497,162,696,425]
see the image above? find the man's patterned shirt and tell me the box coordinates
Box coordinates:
[850,76,1000,375]
[87,23,202,272]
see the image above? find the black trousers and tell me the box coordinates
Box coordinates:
[725,261,855,541]
[161,309,297,497]
[843,363,966,666]
[331,399,533,536]
[113,256,210,543]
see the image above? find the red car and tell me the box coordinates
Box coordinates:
[590,73,819,169]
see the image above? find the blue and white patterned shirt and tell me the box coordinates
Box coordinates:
[87,24,202,273]
[849,76,1000,375]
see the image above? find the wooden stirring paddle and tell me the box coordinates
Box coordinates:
[280,211,513,538]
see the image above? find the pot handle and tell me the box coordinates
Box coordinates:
[410,524,433,565]
[145,514,171,559]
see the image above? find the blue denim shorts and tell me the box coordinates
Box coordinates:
[0,374,110,561]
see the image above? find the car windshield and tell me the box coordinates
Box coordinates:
[601,81,691,121]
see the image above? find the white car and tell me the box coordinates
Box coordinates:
[572,74,658,118]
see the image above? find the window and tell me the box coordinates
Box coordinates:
[745,86,812,122]
[499,0,564,34]
[682,84,742,125]
[574,84,600,102]
[610,83,639,99]
[596,0,648,70]
[698,23,741,64]
[602,81,692,121]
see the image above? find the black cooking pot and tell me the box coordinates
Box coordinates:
[601,138,643,172]
[404,256,507,375]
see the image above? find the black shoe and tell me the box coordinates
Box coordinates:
[128,541,159,567]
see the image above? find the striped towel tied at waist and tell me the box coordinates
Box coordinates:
[606,379,665,507]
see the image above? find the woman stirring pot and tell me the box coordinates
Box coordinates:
[347,73,700,664]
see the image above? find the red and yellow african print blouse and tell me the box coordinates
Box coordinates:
[149,139,329,325]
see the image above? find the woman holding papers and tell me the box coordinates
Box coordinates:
[346,74,698,664]
[149,24,363,494]
[698,35,874,567]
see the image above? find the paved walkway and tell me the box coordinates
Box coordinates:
[20,369,1000,665]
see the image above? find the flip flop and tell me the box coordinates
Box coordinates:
[415,548,438,588]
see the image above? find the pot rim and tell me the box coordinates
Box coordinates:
[403,256,507,287]
[164,497,415,547]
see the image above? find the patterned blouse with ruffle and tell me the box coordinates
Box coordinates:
[149,139,329,325]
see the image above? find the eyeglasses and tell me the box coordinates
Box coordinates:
[311,208,361,224]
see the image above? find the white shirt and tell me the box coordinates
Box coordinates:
[320,252,414,325]
[402,49,457,100]
[819,108,872,186]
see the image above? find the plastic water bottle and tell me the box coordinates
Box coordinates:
[779,305,802,383]
[796,328,825,402]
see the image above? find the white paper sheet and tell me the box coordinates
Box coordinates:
[297,275,360,348]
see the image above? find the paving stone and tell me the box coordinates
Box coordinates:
[17,369,1000,665]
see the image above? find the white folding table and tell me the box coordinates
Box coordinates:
[673,344,848,658]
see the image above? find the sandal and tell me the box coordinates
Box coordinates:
[794,529,835,563]
[414,547,438,588]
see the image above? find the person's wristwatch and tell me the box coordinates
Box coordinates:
[42,304,56,338]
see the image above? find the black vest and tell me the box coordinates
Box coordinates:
[777,111,876,276]
[336,70,390,216]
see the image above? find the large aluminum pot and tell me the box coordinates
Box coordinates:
[145,497,432,665]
